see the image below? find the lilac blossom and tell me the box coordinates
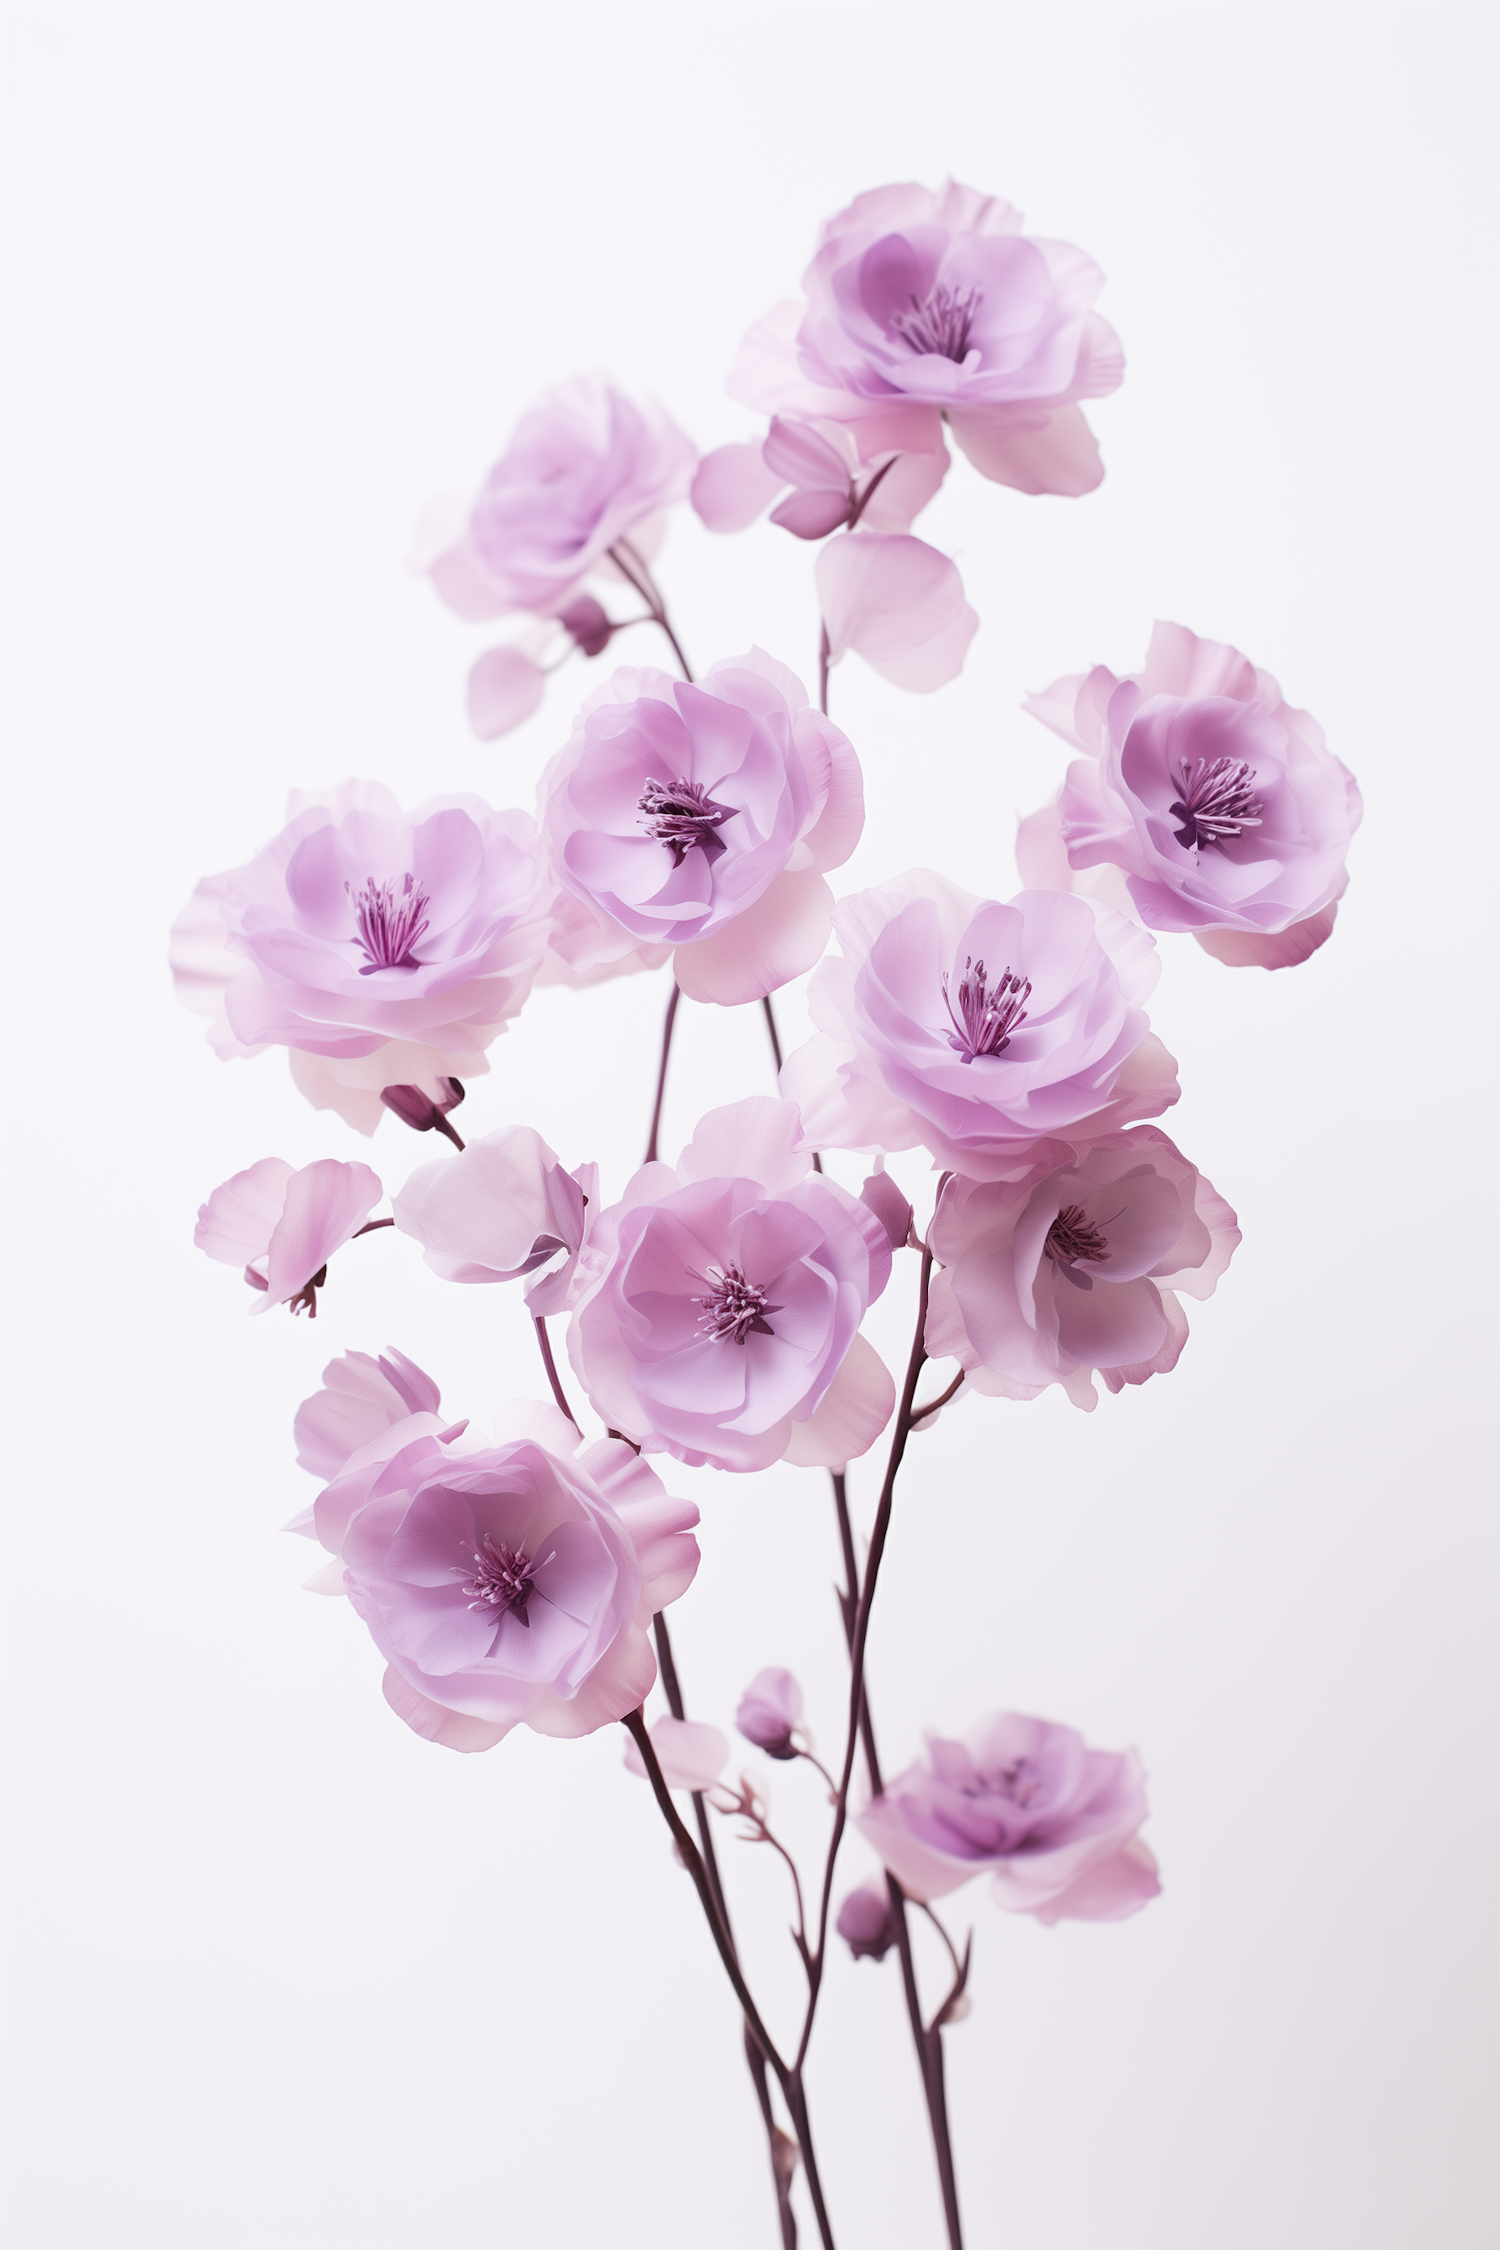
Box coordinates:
[194,1157,381,1315]
[567,1098,894,1473]
[393,1125,597,1315]
[736,1668,804,1759]
[293,1349,443,1482]
[729,180,1123,498]
[309,1398,700,1753]
[857,1713,1159,1923]
[540,650,863,1005]
[780,871,1178,1179]
[170,781,551,1132]
[1018,622,1363,967]
[926,1128,1240,1409]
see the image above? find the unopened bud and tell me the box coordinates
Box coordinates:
[836,1878,900,1963]
[380,1078,466,1134]
[558,596,615,658]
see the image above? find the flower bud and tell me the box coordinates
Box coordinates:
[558,595,615,658]
[380,1078,466,1134]
[735,1667,803,1760]
[837,1878,899,1962]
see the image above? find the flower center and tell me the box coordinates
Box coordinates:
[461,1533,541,1628]
[1168,756,1265,851]
[967,1757,1041,1809]
[1044,1203,1110,1271]
[637,777,736,867]
[348,873,430,974]
[693,1263,779,1345]
[889,281,982,362]
[942,955,1031,1063]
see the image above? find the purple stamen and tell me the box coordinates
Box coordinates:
[348,872,430,974]
[692,1262,779,1345]
[889,281,982,362]
[942,955,1031,1063]
[1044,1204,1109,1291]
[1168,756,1265,851]
[637,777,736,867]
[460,1534,547,1629]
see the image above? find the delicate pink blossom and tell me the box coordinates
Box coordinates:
[194,1157,381,1315]
[623,1715,731,1791]
[293,1349,442,1482]
[857,1713,1159,1923]
[311,1398,700,1753]
[1019,622,1363,968]
[735,1668,804,1759]
[568,1097,894,1472]
[781,871,1178,1179]
[692,414,948,539]
[416,376,696,621]
[816,532,978,692]
[392,1124,597,1316]
[926,1128,1239,1409]
[729,181,1123,498]
[170,781,552,1133]
[534,883,673,992]
[540,651,863,1005]
[837,1878,901,1961]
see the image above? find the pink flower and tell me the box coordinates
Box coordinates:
[311,1398,700,1753]
[735,1667,804,1759]
[857,1713,1160,1923]
[194,1157,381,1315]
[416,376,696,620]
[170,781,551,1133]
[293,1349,442,1481]
[926,1128,1239,1409]
[534,883,674,992]
[392,1124,597,1316]
[816,532,978,693]
[568,1097,895,1473]
[1019,622,1363,968]
[780,871,1179,1179]
[623,1715,730,1791]
[692,413,949,538]
[729,181,1123,498]
[539,650,863,1005]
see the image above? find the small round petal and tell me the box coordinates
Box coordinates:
[691,441,785,533]
[948,401,1105,496]
[467,647,547,740]
[816,534,977,692]
[781,1331,895,1469]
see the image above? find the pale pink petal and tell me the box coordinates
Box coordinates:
[672,868,833,1006]
[302,1561,347,1594]
[677,1096,810,1193]
[948,403,1104,496]
[859,1169,913,1251]
[1193,899,1341,969]
[623,1716,731,1792]
[529,1619,658,1739]
[1014,797,1077,890]
[690,441,785,532]
[782,1332,895,1470]
[467,647,547,740]
[382,1666,513,1752]
[1026,1837,1161,1926]
[770,486,852,539]
[261,1159,382,1306]
[194,1157,295,1267]
[816,533,977,692]
[857,446,949,533]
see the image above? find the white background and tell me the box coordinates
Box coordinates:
[3,4,1496,2245]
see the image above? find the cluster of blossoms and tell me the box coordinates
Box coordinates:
[178,180,1359,2250]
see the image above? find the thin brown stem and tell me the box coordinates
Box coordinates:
[351,1218,395,1237]
[644,981,681,1164]
[532,1316,580,1431]
[910,1370,965,1426]
[818,624,831,717]
[846,455,897,530]
[610,539,694,681]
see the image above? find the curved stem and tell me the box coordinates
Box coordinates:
[846,455,897,531]
[532,1316,580,1431]
[910,1370,964,1427]
[817,624,831,718]
[794,1242,935,2080]
[610,539,694,681]
[829,1473,966,2247]
[351,1218,395,1238]
[645,981,681,1164]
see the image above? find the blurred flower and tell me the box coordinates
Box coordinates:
[623,1715,730,1791]
[836,1878,901,1961]
[735,1667,803,1759]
